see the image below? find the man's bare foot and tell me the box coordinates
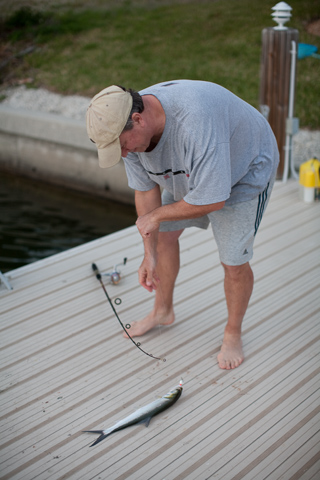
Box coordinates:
[217,329,244,370]
[123,309,175,338]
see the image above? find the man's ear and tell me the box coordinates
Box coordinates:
[131,112,143,126]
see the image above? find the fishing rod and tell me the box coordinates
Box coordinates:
[92,263,166,362]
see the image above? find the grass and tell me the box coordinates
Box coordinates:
[1,0,320,128]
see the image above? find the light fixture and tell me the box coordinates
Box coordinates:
[271,2,292,30]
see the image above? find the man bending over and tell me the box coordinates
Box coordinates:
[86,80,279,370]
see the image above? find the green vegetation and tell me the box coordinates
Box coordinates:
[1,0,319,128]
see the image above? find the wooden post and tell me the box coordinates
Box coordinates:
[260,27,299,178]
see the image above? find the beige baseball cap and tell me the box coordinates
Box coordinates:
[86,85,133,168]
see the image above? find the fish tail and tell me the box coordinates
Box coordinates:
[83,430,110,447]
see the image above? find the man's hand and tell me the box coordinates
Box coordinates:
[138,255,160,292]
[134,187,225,292]
[136,211,160,238]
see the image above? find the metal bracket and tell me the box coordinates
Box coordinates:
[260,104,270,121]
[286,117,299,135]
[0,271,13,291]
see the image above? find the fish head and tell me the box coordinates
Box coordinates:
[163,380,183,400]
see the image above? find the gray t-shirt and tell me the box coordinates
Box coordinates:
[123,80,279,205]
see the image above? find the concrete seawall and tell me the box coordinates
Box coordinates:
[0,105,134,205]
[1,100,320,206]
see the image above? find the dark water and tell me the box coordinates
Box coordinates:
[0,171,137,273]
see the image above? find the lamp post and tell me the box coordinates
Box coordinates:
[260,2,299,179]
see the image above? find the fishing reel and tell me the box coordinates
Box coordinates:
[101,257,127,285]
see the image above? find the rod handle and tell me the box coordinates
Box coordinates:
[92,263,101,280]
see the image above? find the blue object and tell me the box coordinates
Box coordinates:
[298,43,319,59]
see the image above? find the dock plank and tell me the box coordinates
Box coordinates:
[0,180,319,480]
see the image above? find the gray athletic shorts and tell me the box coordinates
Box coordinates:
[159,180,274,266]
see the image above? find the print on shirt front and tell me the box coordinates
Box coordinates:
[146,168,188,177]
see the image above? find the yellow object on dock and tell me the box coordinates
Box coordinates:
[299,158,320,203]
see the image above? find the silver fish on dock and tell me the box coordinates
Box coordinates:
[84,379,183,447]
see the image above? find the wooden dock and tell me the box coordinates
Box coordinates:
[1,180,319,479]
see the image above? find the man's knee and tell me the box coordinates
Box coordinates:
[158,229,184,247]
[221,261,253,279]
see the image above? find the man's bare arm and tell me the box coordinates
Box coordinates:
[136,198,225,238]
[135,186,162,291]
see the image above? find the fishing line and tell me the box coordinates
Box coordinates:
[92,263,166,362]
[155,280,167,340]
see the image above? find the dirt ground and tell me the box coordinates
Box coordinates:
[306,18,320,37]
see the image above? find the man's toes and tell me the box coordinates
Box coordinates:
[123,321,136,338]
[218,358,229,369]
[231,358,238,369]
[232,357,243,369]
[218,354,244,370]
